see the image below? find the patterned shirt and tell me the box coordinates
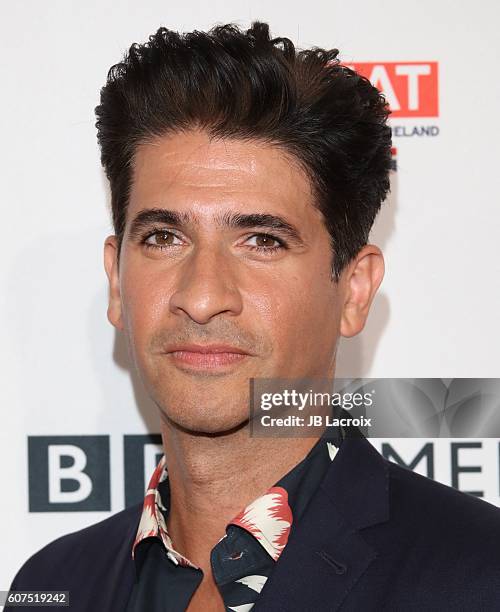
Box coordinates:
[126,426,344,611]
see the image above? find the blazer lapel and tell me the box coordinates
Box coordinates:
[253,432,390,611]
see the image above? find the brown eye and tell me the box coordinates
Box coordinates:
[247,234,281,249]
[256,235,276,247]
[154,232,173,245]
[145,231,183,247]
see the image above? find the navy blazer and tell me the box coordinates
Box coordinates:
[7,432,500,611]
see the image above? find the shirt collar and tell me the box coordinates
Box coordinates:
[131,455,197,568]
[132,430,343,567]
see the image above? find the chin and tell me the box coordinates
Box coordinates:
[161,406,250,437]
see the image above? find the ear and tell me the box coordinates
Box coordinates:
[340,245,385,338]
[103,235,124,331]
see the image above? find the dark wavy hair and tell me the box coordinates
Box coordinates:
[95,21,392,281]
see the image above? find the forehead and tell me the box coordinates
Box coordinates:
[128,129,321,223]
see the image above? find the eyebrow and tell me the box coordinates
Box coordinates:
[127,207,306,245]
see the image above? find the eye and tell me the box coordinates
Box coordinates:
[244,233,285,252]
[143,230,184,250]
[140,229,287,255]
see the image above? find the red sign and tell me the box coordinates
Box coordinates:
[345,62,439,117]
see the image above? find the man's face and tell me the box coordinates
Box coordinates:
[105,129,351,434]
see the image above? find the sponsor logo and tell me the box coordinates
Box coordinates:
[345,61,440,151]
[26,435,500,511]
[347,62,439,117]
[28,436,110,512]
[123,434,163,507]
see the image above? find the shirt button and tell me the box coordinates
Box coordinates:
[228,551,244,560]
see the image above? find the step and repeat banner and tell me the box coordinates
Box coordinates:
[2,0,500,588]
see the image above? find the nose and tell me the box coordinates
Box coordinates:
[168,245,243,324]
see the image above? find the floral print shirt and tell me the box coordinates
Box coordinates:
[126,427,343,611]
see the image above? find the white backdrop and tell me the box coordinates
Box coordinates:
[2,0,500,588]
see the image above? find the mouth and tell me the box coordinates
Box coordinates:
[169,351,248,368]
[164,343,251,370]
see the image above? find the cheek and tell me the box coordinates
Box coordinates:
[121,267,170,343]
[246,270,339,354]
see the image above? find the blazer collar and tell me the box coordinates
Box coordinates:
[320,423,390,530]
[253,426,390,611]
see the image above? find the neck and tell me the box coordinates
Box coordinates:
[160,418,321,570]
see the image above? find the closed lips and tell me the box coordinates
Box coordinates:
[166,344,249,354]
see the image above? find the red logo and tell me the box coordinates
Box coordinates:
[345,62,439,118]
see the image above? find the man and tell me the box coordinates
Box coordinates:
[7,20,500,612]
